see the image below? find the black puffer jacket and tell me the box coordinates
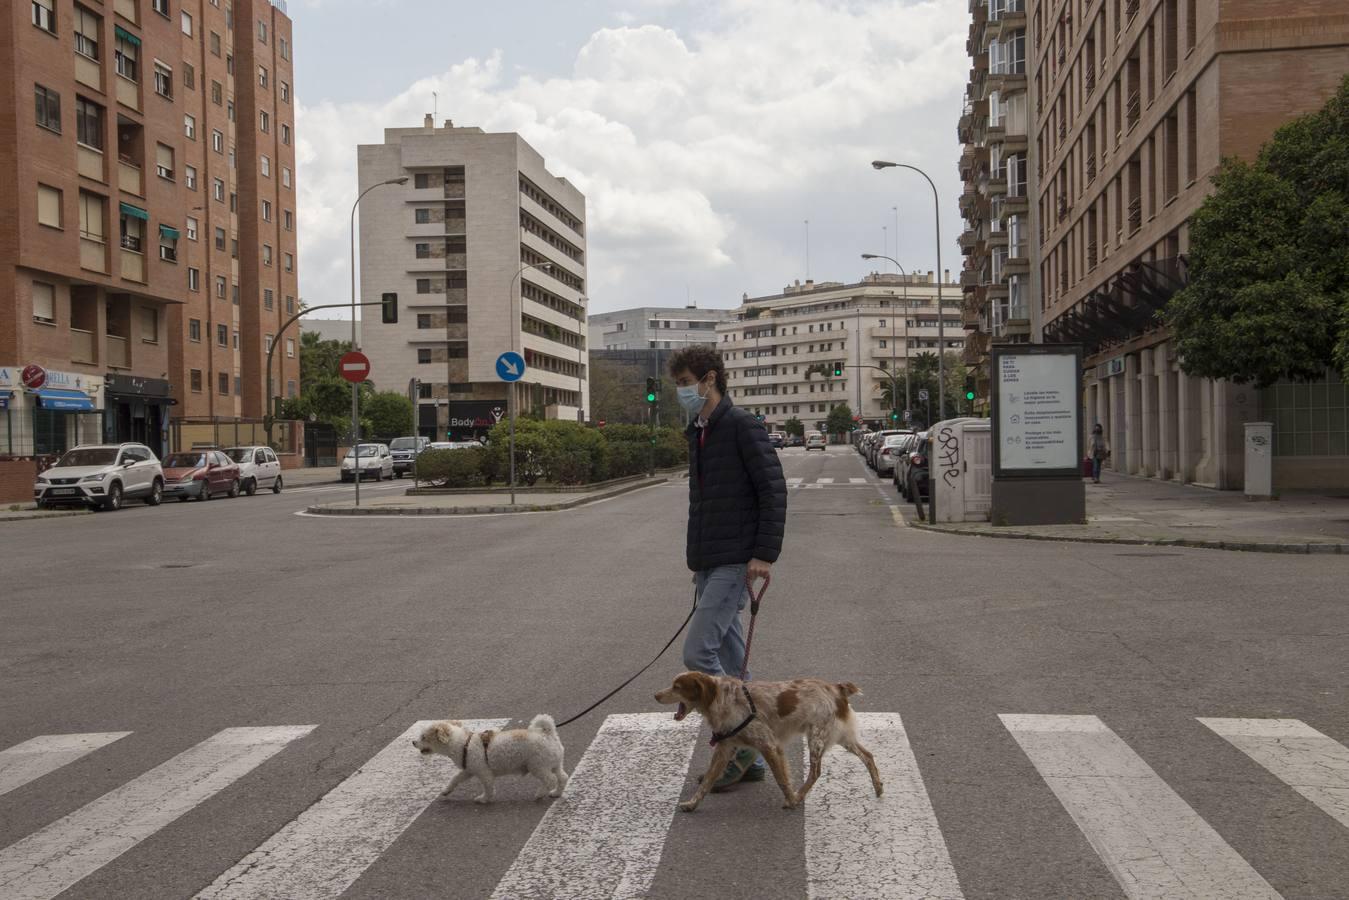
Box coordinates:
[685,395,787,571]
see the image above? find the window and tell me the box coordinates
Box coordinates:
[215,275,226,298]
[415,242,430,259]
[262,244,273,266]
[141,307,159,342]
[180,9,191,34]
[78,191,104,242]
[232,330,239,348]
[283,252,293,272]
[184,216,198,242]
[154,62,172,98]
[33,0,55,33]
[414,174,431,189]
[418,349,432,364]
[75,97,102,148]
[155,143,174,180]
[261,155,271,177]
[415,208,430,224]
[232,283,239,305]
[281,167,291,188]
[187,267,200,291]
[234,376,241,396]
[218,372,229,395]
[210,31,221,57]
[184,164,197,190]
[158,224,178,261]
[261,199,271,221]
[259,110,270,132]
[114,30,138,82]
[190,369,202,391]
[217,323,228,347]
[229,146,236,170]
[184,114,196,139]
[74,5,100,59]
[258,19,268,42]
[32,281,56,323]
[152,0,169,14]
[189,318,202,341]
[286,338,295,358]
[283,209,293,231]
[226,54,233,75]
[416,278,431,294]
[258,65,268,88]
[214,227,226,250]
[286,296,295,314]
[35,85,60,133]
[280,123,290,146]
[211,129,223,153]
[37,184,62,228]
[211,80,222,105]
[280,81,289,102]
[213,178,225,201]
[264,289,273,309]
[280,37,289,60]
[183,63,194,90]
[264,334,273,352]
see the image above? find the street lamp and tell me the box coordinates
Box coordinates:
[506,260,553,505]
[861,253,910,421]
[872,160,945,421]
[349,175,408,506]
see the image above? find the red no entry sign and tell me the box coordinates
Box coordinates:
[339,350,371,383]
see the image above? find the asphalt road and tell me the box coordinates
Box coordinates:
[2,446,1347,899]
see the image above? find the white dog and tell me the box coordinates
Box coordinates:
[412,714,569,804]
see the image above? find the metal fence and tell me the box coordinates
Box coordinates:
[0,408,105,458]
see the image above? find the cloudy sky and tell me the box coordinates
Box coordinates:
[291,0,969,317]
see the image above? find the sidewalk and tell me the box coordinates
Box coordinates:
[304,474,670,516]
[911,473,1349,554]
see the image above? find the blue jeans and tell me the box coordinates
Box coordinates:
[1092,457,1103,481]
[683,564,751,679]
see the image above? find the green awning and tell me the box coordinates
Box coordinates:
[114,25,141,47]
[119,202,148,221]
[159,224,180,239]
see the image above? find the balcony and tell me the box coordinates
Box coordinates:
[71,328,96,364]
[106,334,130,369]
[77,145,104,181]
[443,182,466,200]
[1086,155,1097,183]
[1126,91,1141,131]
[1127,198,1143,235]
[119,246,145,282]
[80,237,107,273]
[118,160,143,196]
[1087,242,1099,271]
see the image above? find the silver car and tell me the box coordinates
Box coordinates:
[340,443,394,482]
[224,446,284,495]
[875,434,911,477]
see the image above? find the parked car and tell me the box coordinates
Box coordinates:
[908,435,932,502]
[224,446,283,495]
[897,432,929,500]
[867,429,907,469]
[786,434,804,447]
[162,450,241,501]
[875,434,912,477]
[388,436,431,478]
[805,431,827,451]
[768,432,786,449]
[34,443,164,511]
[340,443,394,481]
[890,434,919,492]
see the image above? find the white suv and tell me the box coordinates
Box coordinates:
[35,443,164,511]
[224,446,284,495]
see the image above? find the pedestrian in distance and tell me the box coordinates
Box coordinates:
[1090,423,1109,484]
[670,345,787,792]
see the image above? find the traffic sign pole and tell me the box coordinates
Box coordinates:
[339,350,372,507]
[494,351,527,506]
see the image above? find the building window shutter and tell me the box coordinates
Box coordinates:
[32,281,56,322]
[37,184,62,227]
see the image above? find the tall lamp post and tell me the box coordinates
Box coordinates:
[861,253,910,423]
[507,261,552,505]
[872,161,945,420]
[349,176,408,507]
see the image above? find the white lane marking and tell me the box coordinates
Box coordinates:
[817,477,835,484]
[0,733,132,797]
[805,712,962,899]
[849,477,867,484]
[890,506,906,528]
[197,719,506,900]
[489,713,699,900]
[0,726,314,900]
[787,477,805,486]
[1000,714,1279,900]
[1199,718,1349,830]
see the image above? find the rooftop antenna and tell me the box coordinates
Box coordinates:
[432,91,438,123]
[804,219,811,280]
[882,225,887,273]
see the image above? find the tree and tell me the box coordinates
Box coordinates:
[365,391,414,439]
[279,332,363,435]
[825,403,854,436]
[1164,75,1349,385]
[782,417,804,438]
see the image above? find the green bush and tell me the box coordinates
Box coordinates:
[415,447,487,487]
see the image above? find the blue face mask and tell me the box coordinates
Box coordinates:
[677,380,709,415]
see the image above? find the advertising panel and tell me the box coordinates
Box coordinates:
[991,345,1083,478]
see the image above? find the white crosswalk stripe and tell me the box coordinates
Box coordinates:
[849,477,868,484]
[787,477,805,485]
[0,726,314,900]
[816,477,835,484]
[1199,718,1349,831]
[805,712,963,899]
[0,732,131,797]
[489,713,699,899]
[1000,714,1279,899]
[196,719,506,900]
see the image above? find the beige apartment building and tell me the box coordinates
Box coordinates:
[0,0,299,464]
[357,117,588,440]
[961,0,1349,489]
[717,274,964,431]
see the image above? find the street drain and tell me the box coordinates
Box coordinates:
[159,563,197,569]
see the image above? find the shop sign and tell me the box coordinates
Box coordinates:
[0,365,102,393]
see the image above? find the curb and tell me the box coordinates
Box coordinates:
[0,510,94,524]
[404,467,684,496]
[305,477,667,516]
[907,521,1348,555]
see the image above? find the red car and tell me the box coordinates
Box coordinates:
[161,450,241,501]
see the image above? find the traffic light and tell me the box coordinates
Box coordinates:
[832,362,843,377]
[381,292,398,324]
[890,410,899,421]
[964,374,976,404]
[965,389,976,402]
[645,377,658,404]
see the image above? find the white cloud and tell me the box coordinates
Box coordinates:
[295,0,969,315]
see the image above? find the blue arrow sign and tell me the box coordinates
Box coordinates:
[495,351,526,382]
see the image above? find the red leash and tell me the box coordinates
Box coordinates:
[738,574,769,681]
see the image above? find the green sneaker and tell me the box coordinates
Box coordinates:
[711,748,766,792]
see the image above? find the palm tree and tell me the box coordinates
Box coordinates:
[911,351,940,378]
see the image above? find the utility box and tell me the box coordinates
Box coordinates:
[931,418,993,523]
[1244,421,1275,500]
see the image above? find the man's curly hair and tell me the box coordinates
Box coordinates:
[668,345,727,394]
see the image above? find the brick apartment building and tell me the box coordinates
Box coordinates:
[961,0,1349,489]
[0,0,299,471]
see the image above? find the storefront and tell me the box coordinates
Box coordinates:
[0,365,104,458]
[103,374,174,459]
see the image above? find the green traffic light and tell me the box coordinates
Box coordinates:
[646,392,657,403]
[965,391,976,401]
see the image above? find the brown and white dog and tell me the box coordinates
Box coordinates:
[654,671,883,812]
[412,715,568,804]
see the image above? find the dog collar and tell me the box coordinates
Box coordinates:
[460,729,496,769]
[710,684,757,746]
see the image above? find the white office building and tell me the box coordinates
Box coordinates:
[590,307,734,351]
